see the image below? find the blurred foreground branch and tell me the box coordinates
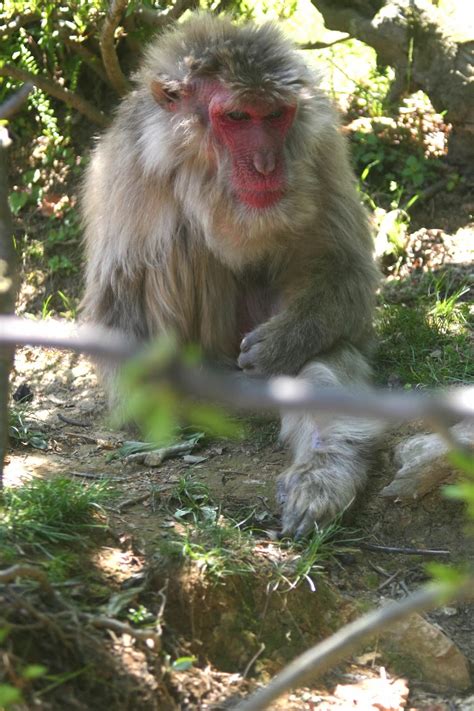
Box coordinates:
[234,577,474,711]
[0,315,472,436]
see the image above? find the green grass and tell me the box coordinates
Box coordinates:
[156,475,354,584]
[0,477,112,546]
[376,278,473,386]
[157,475,258,578]
[9,407,48,450]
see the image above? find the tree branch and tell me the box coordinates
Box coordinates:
[0,64,109,127]
[299,35,350,50]
[134,0,199,28]
[0,564,54,594]
[0,12,38,39]
[234,578,474,711]
[0,83,33,120]
[62,37,110,85]
[100,0,131,96]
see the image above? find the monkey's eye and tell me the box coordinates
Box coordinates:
[266,108,285,120]
[163,88,180,103]
[226,111,251,121]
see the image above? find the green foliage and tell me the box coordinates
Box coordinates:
[444,451,474,519]
[283,521,359,590]
[120,338,242,444]
[158,476,259,578]
[170,656,196,672]
[156,475,351,585]
[0,683,22,708]
[127,605,156,626]
[0,636,47,709]
[0,477,111,545]
[9,407,48,450]
[376,276,473,386]
[347,67,393,120]
[353,128,440,209]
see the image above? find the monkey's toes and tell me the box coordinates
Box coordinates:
[277,467,348,538]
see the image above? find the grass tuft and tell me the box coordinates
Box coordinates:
[376,276,473,386]
[0,477,112,545]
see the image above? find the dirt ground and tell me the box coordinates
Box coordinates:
[2,191,474,709]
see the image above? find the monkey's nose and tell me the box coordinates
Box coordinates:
[253,151,276,175]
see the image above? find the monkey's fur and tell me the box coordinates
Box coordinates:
[82,14,380,537]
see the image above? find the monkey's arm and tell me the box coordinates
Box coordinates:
[238,239,379,376]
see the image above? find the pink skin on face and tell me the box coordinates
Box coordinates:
[208,89,296,209]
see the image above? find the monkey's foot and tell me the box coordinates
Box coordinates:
[276,460,362,538]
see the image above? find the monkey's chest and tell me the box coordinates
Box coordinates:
[237,282,281,338]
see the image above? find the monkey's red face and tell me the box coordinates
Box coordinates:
[209,91,296,209]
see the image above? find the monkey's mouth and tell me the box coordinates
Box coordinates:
[237,188,285,209]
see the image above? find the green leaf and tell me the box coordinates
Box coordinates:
[425,563,468,589]
[0,684,22,707]
[22,664,47,680]
[171,656,196,672]
[448,451,474,476]
[8,191,29,214]
[189,403,242,439]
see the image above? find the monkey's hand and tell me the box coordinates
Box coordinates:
[238,317,313,376]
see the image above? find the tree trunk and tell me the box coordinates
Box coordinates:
[0,128,17,486]
[311,0,474,162]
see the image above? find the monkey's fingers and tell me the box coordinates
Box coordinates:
[238,336,265,372]
[240,327,263,353]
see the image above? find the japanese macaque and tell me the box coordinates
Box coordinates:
[81,14,380,537]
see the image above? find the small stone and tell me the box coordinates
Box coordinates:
[380,420,474,499]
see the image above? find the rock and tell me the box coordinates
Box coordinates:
[380,421,474,499]
[381,612,471,691]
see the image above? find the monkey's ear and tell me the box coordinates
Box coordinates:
[151,80,181,110]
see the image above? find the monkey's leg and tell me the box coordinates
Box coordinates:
[277,345,382,538]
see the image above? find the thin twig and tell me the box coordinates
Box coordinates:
[377,569,401,591]
[233,579,473,711]
[0,12,38,38]
[0,564,55,595]
[58,413,89,427]
[114,485,170,512]
[242,643,266,680]
[116,491,153,512]
[0,83,33,120]
[299,36,350,50]
[62,37,109,85]
[86,614,161,647]
[359,543,451,557]
[100,0,131,96]
[60,432,102,443]
[134,0,199,28]
[0,65,109,127]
